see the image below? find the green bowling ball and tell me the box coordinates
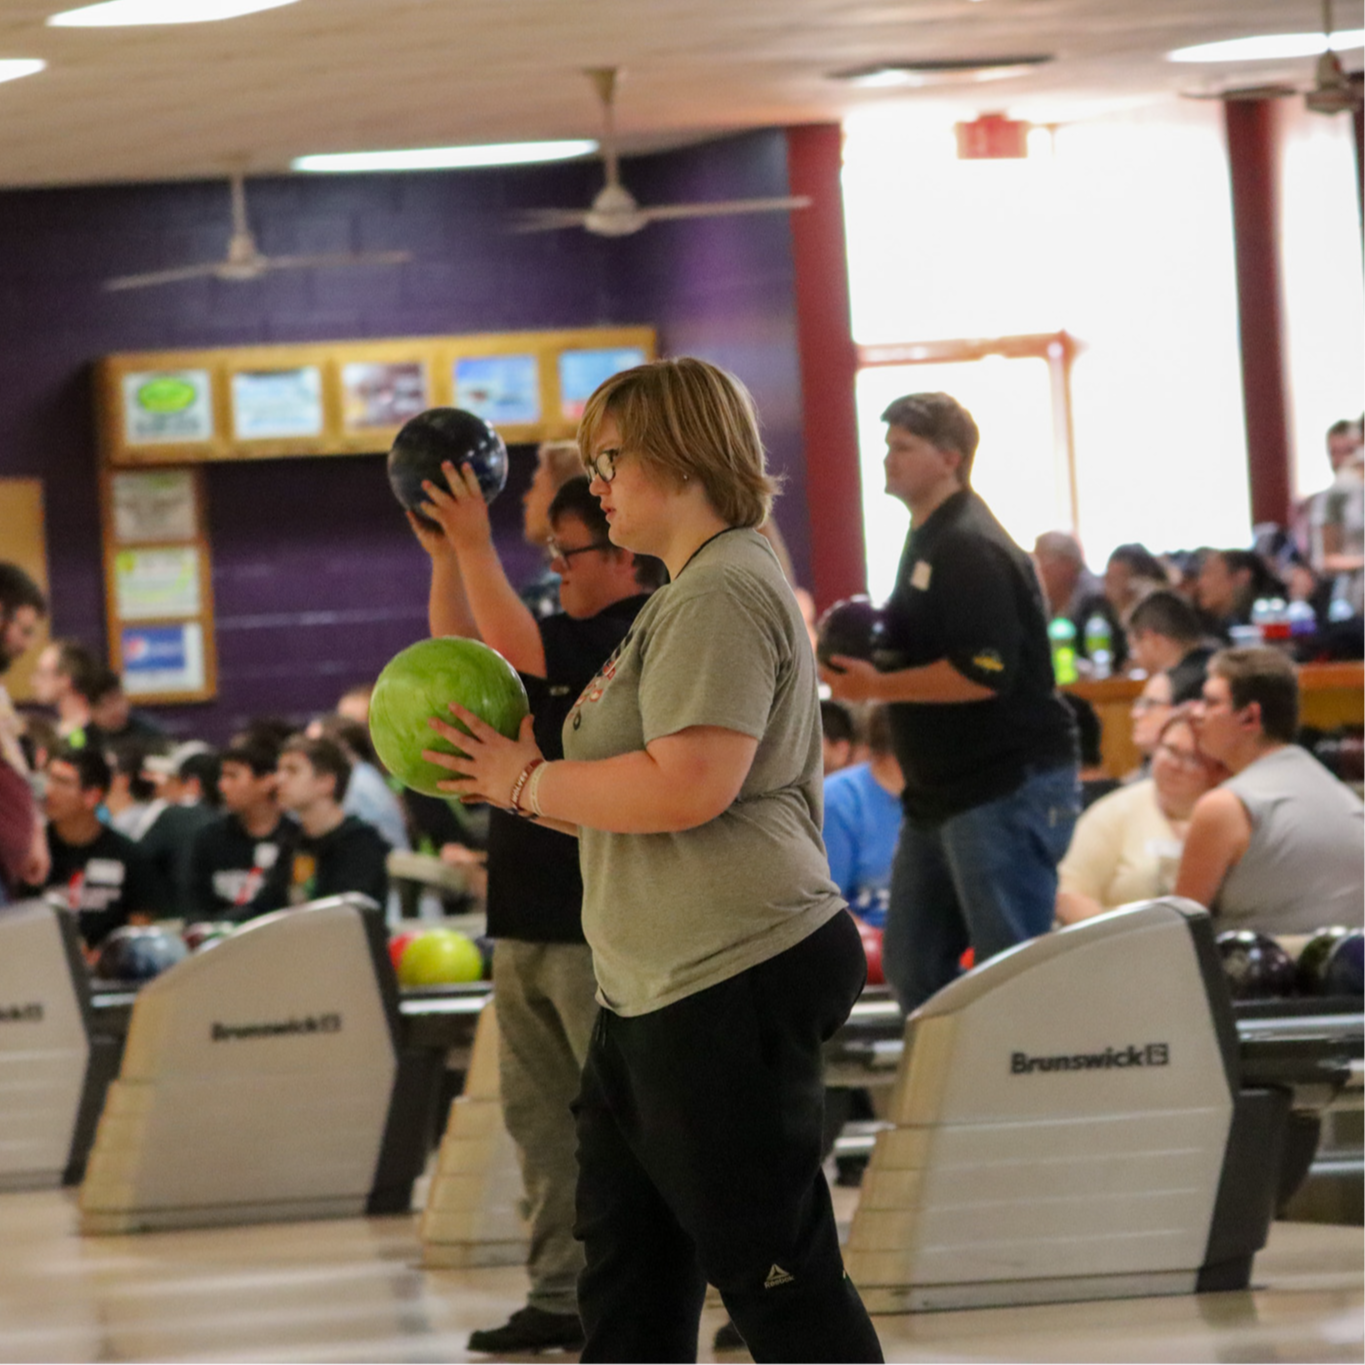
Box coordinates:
[397,927,484,987]
[369,637,528,798]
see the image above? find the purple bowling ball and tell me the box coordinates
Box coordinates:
[1216,930,1297,1001]
[817,596,888,672]
[1322,931,1363,997]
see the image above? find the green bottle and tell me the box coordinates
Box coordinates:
[1048,616,1078,685]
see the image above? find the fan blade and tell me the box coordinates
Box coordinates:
[104,262,224,291]
[260,250,412,269]
[636,196,812,222]
[509,209,596,233]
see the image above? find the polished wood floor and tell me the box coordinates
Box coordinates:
[2,1179,1360,1363]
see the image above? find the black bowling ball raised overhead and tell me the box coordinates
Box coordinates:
[387,408,509,530]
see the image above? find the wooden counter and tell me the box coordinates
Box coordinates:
[1067,662,1364,778]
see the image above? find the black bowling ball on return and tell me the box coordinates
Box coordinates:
[96,925,188,984]
[1321,930,1363,997]
[1295,926,1353,995]
[387,408,508,531]
[1216,929,1297,1001]
[817,596,889,673]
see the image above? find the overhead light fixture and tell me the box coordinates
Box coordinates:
[48,0,298,26]
[0,58,46,84]
[1168,29,1364,62]
[292,141,599,173]
[834,56,1053,88]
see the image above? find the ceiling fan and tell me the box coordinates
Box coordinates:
[104,171,413,292]
[514,68,811,237]
[1182,0,1363,113]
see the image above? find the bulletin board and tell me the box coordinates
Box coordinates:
[94,326,655,701]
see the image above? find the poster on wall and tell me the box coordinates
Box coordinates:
[111,470,197,544]
[113,547,202,620]
[341,361,429,430]
[120,622,205,696]
[454,354,541,424]
[558,347,647,420]
[121,370,215,445]
[230,367,324,439]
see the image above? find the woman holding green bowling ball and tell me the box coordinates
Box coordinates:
[425,357,882,1363]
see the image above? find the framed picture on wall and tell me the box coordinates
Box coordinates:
[558,346,647,420]
[230,367,325,440]
[112,546,202,621]
[454,354,542,425]
[121,370,215,445]
[111,470,198,544]
[119,622,206,698]
[340,360,429,430]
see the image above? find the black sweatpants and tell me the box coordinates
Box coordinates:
[573,910,884,1364]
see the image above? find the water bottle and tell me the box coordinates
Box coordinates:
[1048,616,1078,684]
[1083,612,1112,680]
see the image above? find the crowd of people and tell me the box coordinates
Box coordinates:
[0,371,1361,1363]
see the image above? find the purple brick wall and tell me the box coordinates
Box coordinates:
[0,131,806,742]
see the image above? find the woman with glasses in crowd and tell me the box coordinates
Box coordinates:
[424,357,883,1363]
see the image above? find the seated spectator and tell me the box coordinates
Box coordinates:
[1311,441,1364,621]
[1177,647,1364,932]
[1125,589,1215,703]
[823,706,903,928]
[30,638,101,743]
[104,739,162,837]
[1193,548,1282,639]
[186,733,298,922]
[264,736,389,908]
[820,698,859,775]
[1057,714,1224,923]
[1103,543,1167,622]
[1035,531,1123,670]
[306,713,410,853]
[27,745,167,949]
[85,667,167,748]
[1061,693,1121,808]
[1125,670,1177,780]
[138,742,223,912]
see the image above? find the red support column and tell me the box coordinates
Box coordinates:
[785,124,867,607]
[1224,100,1293,527]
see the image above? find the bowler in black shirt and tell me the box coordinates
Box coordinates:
[823,392,1079,1010]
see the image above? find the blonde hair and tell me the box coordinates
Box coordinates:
[577,357,779,528]
[536,440,583,489]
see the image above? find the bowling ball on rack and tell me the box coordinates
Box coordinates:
[1321,931,1363,997]
[1296,926,1353,995]
[369,637,529,799]
[1216,929,1297,1001]
[388,408,508,531]
[851,914,884,987]
[97,925,188,983]
[816,597,888,673]
[397,927,484,987]
[388,929,421,974]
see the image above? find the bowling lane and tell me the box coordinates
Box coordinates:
[1,1183,1359,1363]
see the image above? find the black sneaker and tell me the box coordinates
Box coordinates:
[468,1306,585,1354]
[713,1318,747,1351]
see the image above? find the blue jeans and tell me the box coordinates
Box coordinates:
[884,764,1080,1012]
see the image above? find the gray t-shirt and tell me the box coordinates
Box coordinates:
[1217,745,1364,934]
[562,527,845,1016]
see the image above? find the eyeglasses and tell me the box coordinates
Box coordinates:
[587,446,621,484]
[547,539,609,567]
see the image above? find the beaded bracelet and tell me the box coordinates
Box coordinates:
[509,758,544,816]
[525,759,550,817]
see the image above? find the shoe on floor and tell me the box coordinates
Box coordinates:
[467,1306,585,1353]
[713,1318,747,1351]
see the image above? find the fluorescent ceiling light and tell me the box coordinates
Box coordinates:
[48,0,298,27]
[1168,29,1365,62]
[0,58,46,84]
[292,141,599,173]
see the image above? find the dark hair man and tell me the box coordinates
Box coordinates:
[1179,647,1363,933]
[29,745,167,949]
[0,563,49,897]
[1126,589,1215,704]
[86,666,168,749]
[264,735,389,909]
[186,734,297,922]
[409,467,659,1355]
[822,391,1079,1011]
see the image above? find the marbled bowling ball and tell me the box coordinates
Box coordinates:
[97,925,188,983]
[1216,930,1297,1001]
[387,407,508,530]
